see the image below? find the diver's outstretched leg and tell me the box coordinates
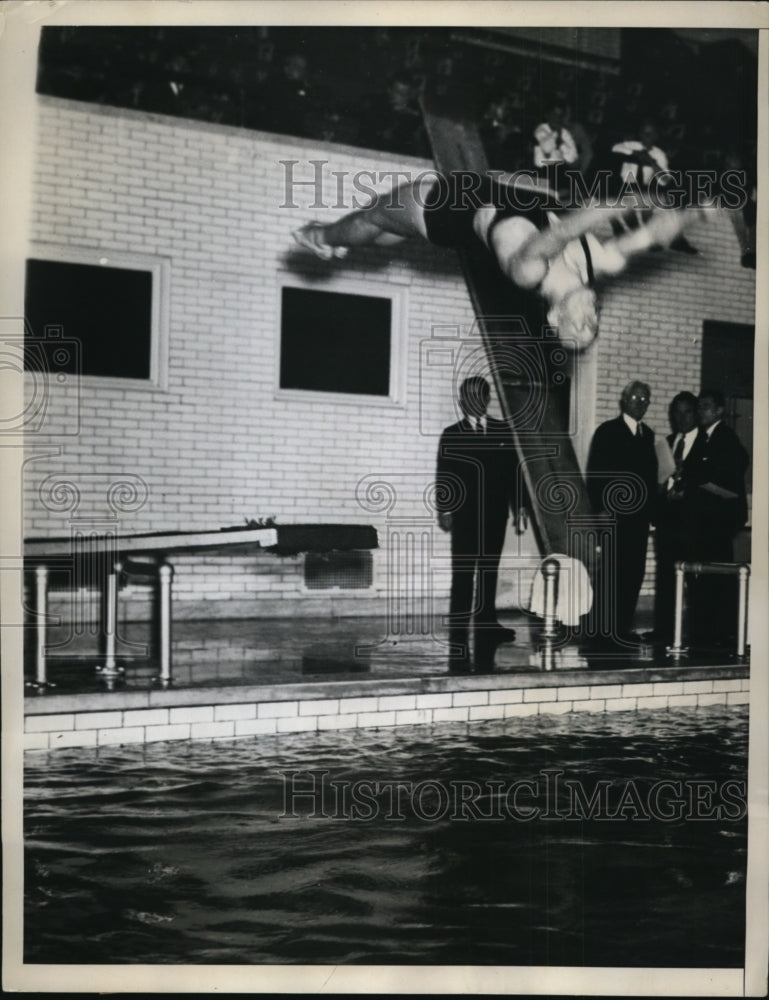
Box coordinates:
[293,177,433,259]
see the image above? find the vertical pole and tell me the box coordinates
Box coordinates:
[541,638,555,672]
[158,563,173,688]
[542,558,559,639]
[669,562,686,657]
[737,565,750,659]
[35,565,48,687]
[96,560,124,689]
[104,563,118,671]
[389,527,400,638]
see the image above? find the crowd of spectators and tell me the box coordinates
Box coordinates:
[38,26,755,266]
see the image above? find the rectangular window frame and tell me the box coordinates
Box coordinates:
[28,241,171,391]
[276,271,409,409]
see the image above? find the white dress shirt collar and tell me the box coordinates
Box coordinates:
[673,427,699,457]
[622,413,640,436]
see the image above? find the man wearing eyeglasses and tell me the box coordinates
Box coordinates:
[587,380,659,644]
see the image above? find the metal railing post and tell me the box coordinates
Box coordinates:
[541,558,559,639]
[158,563,174,688]
[538,558,560,671]
[95,560,124,690]
[666,561,750,660]
[667,561,688,658]
[737,564,750,659]
[35,565,49,688]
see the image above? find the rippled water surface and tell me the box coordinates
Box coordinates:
[25,704,747,966]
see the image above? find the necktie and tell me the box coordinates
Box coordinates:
[636,422,642,438]
[673,436,685,465]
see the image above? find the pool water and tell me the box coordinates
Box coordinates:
[24,704,747,967]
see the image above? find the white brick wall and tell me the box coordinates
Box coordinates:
[26,99,479,614]
[594,210,755,431]
[26,98,754,613]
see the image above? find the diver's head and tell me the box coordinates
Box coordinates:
[547,286,598,349]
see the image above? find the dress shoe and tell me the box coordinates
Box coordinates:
[471,656,496,674]
[476,622,517,642]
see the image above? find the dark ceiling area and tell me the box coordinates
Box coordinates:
[36,26,757,170]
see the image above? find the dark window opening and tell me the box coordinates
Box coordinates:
[304,550,374,590]
[25,258,153,380]
[701,320,754,475]
[280,286,392,396]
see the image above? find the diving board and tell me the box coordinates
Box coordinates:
[24,524,378,691]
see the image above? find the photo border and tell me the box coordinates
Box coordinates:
[2,2,766,995]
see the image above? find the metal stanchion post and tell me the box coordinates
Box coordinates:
[35,565,49,689]
[158,563,173,688]
[737,564,750,659]
[96,561,124,689]
[539,558,559,671]
[542,558,559,639]
[667,561,750,660]
[666,561,688,658]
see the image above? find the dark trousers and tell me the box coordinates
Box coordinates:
[654,528,686,641]
[654,502,698,640]
[447,520,505,660]
[602,517,650,639]
[689,532,736,645]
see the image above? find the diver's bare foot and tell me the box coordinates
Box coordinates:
[293,223,348,260]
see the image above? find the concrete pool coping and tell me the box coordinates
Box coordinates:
[24,661,750,752]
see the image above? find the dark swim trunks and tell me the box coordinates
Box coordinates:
[422,171,556,248]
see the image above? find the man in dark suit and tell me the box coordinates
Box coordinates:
[688,389,750,646]
[586,380,658,643]
[435,376,522,668]
[653,391,706,642]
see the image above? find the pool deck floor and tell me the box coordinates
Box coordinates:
[22,611,751,752]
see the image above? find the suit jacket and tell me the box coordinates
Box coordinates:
[689,421,749,536]
[435,415,519,544]
[658,429,708,508]
[654,429,708,559]
[667,429,707,488]
[586,415,658,523]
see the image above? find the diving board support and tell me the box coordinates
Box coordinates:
[24,525,376,691]
[95,563,124,690]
